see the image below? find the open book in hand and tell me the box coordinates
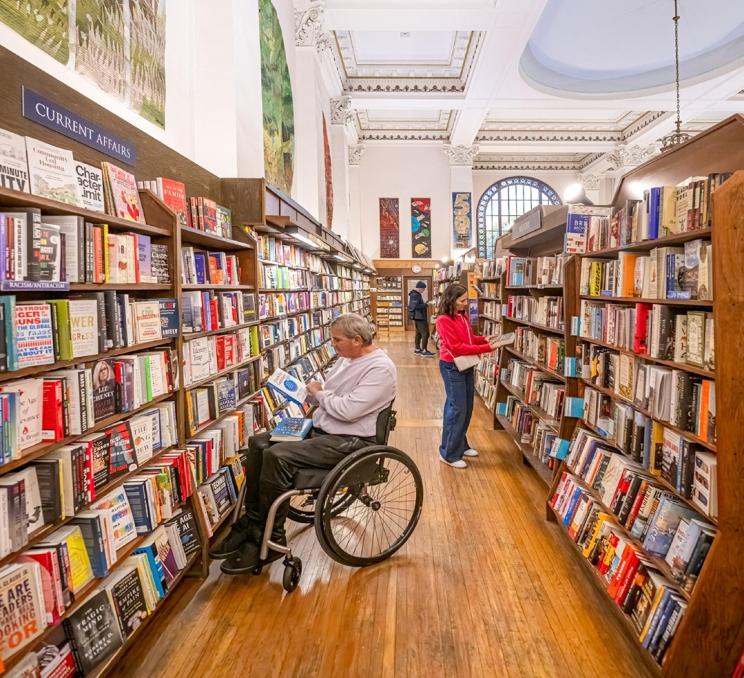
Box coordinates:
[267,368,307,405]
[453,332,516,372]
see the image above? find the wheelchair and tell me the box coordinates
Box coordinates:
[233,403,424,592]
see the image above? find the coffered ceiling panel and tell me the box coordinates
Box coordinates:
[355,109,454,141]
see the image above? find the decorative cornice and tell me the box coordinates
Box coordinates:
[294,2,325,48]
[472,152,603,172]
[604,143,660,170]
[344,80,465,94]
[476,131,621,144]
[329,96,354,127]
[620,111,669,140]
[443,144,479,166]
[360,132,450,142]
[348,145,365,166]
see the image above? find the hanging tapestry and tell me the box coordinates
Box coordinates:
[323,114,333,228]
[452,192,472,249]
[411,198,432,258]
[379,198,399,258]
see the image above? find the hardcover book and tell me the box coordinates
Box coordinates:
[105,565,148,638]
[92,359,117,421]
[170,508,201,559]
[108,422,138,478]
[102,162,145,224]
[129,415,154,465]
[0,126,30,192]
[63,589,124,674]
[270,417,313,442]
[68,298,99,358]
[0,562,45,660]
[156,177,189,228]
[25,137,82,206]
[133,300,162,343]
[158,298,179,337]
[151,244,171,284]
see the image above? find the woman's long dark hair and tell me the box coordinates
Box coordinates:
[439,283,468,318]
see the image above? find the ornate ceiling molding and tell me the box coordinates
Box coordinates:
[476,130,622,144]
[604,143,660,170]
[620,111,670,140]
[329,96,354,127]
[356,110,451,133]
[294,2,324,48]
[443,145,479,166]
[473,152,603,172]
[331,31,484,95]
[348,144,365,166]
[361,132,450,142]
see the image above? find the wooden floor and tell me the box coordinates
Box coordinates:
[113,336,654,678]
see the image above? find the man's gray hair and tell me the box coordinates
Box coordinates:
[331,313,374,346]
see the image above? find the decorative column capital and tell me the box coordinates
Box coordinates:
[577,173,601,191]
[294,1,325,48]
[348,144,365,166]
[330,96,355,127]
[604,143,660,171]
[443,144,479,167]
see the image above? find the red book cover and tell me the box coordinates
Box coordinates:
[157,177,189,228]
[42,379,65,442]
[210,298,219,331]
[607,544,633,598]
[197,197,205,231]
[19,549,65,624]
[624,480,648,528]
[633,302,651,354]
[208,254,219,284]
[93,225,104,283]
[225,257,234,285]
[189,197,199,231]
[224,335,234,367]
[598,531,619,576]
[5,215,13,280]
[215,336,226,371]
[614,551,641,604]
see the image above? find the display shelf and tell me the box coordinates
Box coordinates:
[579,295,713,308]
[547,503,663,677]
[183,320,260,340]
[581,227,712,258]
[579,377,716,452]
[504,346,566,383]
[180,226,254,251]
[68,283,173,292]
[181,283,255,291]
[184,355,262,392]
[188,395,253,439]
[495,412,553,485]
[505,316,565,336]
[506,285,563,292]
[259,287,309,293]
[0,337,175,385]
[578,336,715,380]
[499,379,561,431]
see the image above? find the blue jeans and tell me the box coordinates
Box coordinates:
[439,360,475,462]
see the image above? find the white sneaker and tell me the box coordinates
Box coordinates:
[463,448,479,457]
[440,456,467,469]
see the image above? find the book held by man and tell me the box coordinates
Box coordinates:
[270,417,313,442]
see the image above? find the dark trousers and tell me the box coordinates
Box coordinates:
[414,319,430,350]
[439,360,475,462]
[239,430,373,536]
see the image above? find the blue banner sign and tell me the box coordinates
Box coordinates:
[22,87,136,165]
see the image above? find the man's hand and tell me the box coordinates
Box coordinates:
[306,381,324,396]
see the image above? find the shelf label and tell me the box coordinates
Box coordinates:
[22,87,136,165]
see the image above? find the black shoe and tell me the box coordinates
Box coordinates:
[220,539,262,574]
[209,525,251,559]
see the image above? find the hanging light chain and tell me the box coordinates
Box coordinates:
[673,0,682,134]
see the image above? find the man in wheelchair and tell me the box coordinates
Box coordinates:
[213,313,398,575]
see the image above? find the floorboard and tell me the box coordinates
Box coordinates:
[111,335,655,678]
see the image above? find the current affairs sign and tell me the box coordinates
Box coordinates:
[22,87,136,165]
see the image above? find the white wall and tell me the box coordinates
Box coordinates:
[356,145,451,260]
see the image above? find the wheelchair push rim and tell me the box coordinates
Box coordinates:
[314,446,423,567]
[288,488,355,524]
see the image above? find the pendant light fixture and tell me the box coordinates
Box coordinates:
[660,0,692,150]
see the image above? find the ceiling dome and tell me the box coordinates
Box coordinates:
[519,0,744,97]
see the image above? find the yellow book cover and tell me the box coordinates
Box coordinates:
[639,584,667,642]
[660,186,678,236]
[102,223,110,283]
[649,421,665,476]
[589,262,602,297]
[64,526,94,593]
[581,511,613,558]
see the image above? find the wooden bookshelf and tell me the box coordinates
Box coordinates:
[545,117,744,678]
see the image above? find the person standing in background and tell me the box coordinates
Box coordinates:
[408,281,435,357]
[435,283,500,468]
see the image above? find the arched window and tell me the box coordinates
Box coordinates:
[476,176,561,257]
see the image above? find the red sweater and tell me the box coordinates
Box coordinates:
[436,313,491,362]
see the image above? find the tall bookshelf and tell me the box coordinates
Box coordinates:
[373,276,404,335]
[546,116,744,677]
[474,259,504,413]
[489,206,582,486]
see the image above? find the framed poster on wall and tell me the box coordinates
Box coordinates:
[411,197,432,258]
[379,198,400,258]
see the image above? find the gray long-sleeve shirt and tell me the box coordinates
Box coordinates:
[312,348,397,437]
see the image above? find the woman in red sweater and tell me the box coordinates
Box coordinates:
[435,283,499,468]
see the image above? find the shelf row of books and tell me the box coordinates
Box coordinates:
[482,300,502,321]
[477,258,505,281]
[550,425,719,663]
[578,302,714,373]
[0,208,171,286]
[0,400,177,557]
[505,295,564,332]
[475,353,499,413]
[3,294,177,372]
[181,289,256,336]
[256,236,307,269]
[498,396,560,470]
[580,238,711,301]
[259,263,308,291]
[181,247,243,287]
[512,328,565,377]
[258,291,311,320]
[591,175,728,255]
[0,347,175,466]
[0,446,198,668]
[261,329,331,378]
[504,254,566,288]
[374,277,403,330]
[183,327,259,388]
[501,358,566,423]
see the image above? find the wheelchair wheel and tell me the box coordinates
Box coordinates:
[288,489,355,524]
[314,446,423,567]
